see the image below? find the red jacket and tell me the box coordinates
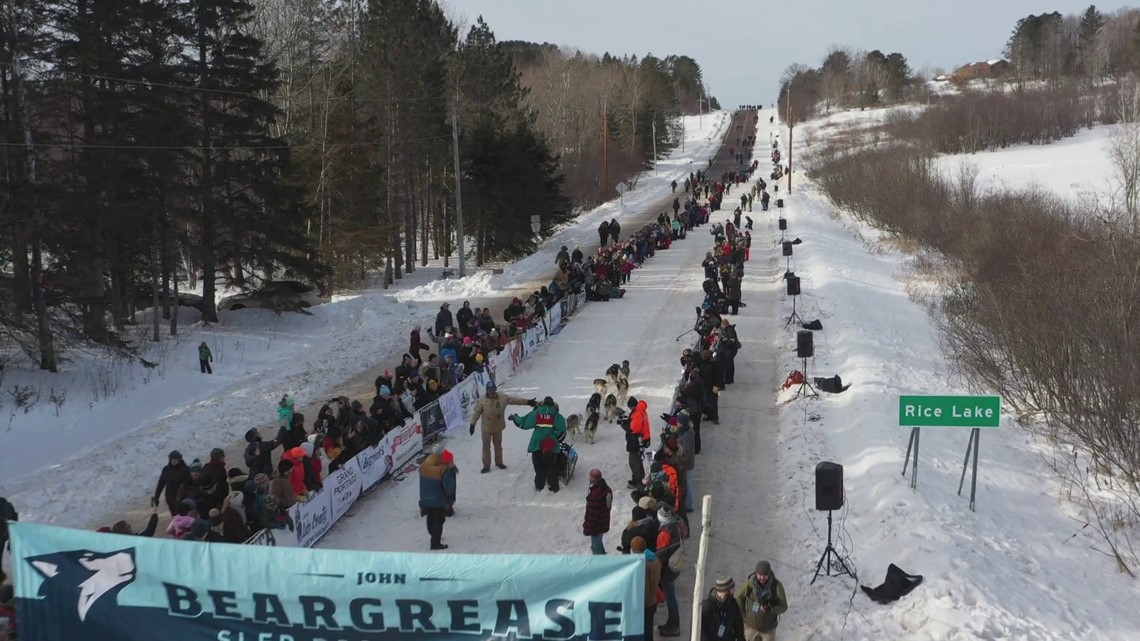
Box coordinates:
[630,400,651,443]
[283,448,307,496]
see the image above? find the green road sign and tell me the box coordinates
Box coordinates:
[898,395,1000,428]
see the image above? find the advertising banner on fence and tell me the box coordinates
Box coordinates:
[11,522,646,641]
[507,337,524,368]
[445,373,485,434]
[548,304,564,335]
[355,443,389,495]
[328,458,363,521]
[290,486,334,548]
[383,415,423,473]
[420,400,447,442]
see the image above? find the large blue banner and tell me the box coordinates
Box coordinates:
[10,522,645,641]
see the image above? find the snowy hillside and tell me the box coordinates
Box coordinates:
[0,111,731,532]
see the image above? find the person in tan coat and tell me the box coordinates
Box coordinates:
[631,535,662,637]
[469,382,535,473]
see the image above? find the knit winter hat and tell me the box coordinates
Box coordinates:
[631,506,647,520]
[627,396,638,410]
[630,536,647,553]
[441,449,455,464]
[210,448,225,461]
[189,458,202,472]
[277,459,293,475]
[227,467,246,480]
[244,428,260,443]
[254,473,271,491]
[168,450,182,461]
[714,577,735,591]
[755,560,772,575]
[589,468,602,481]
[638,496,658,511]
[300,442,315,458]
[485,382,496,392]
[379,385,391,395]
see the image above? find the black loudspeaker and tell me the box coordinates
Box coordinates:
[778,218,787,231]
[796,330,814,358]
[787,275,801,296]
[815,462,844,511]
[777,198,785,208]
[782,241,793,257]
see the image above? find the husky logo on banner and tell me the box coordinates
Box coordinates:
[25,547,137,632]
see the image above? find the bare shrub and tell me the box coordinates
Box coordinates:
[811,132,1140,574]
[885,85,1087,153]
[8,384,37,412]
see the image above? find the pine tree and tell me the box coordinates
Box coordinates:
[179,0,323,322]
[457,17,569,263]
[1079,4,1105,82]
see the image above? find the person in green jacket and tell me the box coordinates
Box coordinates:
[198,341,213,374]
[736,560,788,641]
[509,396,567,493]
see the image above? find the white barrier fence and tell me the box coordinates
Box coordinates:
[247,291,589,547]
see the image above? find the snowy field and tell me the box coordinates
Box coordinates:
[935,123,1119,206]
[0,110,731,532]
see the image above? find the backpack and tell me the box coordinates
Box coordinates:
[664,523,687,573]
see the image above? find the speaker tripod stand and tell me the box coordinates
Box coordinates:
[811,509,854,584]
[784,294,803,328]
[796,357,818,399]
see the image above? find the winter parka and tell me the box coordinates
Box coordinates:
[510,404,567,453]
[643,549,663,608]
[471,392,531,435]
[700,589,746,641]
[583,479,613,536]
[736,574,788,632]
[418,453,455,509]
[621,515,660,553]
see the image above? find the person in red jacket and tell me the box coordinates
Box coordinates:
[583,469,613,554]
[282,447,308,497]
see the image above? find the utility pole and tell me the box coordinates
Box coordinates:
[651,119,658,175]
[699,86,704,129]
[603,97,609,203]
[452,94,466,277]
[786,88,793,195]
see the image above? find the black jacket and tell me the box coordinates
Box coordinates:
[244,438,276,478]
[434,308,454,335]
[456,306,474,331]
[153,463,194,506]
[620,517,660,553]
[700,590,746,641]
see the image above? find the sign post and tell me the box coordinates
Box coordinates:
[898,395,1001,510]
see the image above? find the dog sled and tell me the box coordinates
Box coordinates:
[557,439,578,484]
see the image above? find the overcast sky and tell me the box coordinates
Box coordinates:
[447,0,1135,108]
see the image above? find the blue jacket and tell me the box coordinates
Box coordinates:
[418,453,455,509]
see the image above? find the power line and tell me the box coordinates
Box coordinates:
[0,134,451,151]
[0,59,448,104]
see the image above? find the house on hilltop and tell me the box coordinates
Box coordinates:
[951,59,1010,81]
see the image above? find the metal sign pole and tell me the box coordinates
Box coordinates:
[902,427,919,490]
[970,429,980,511]
[955,428,981,510]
